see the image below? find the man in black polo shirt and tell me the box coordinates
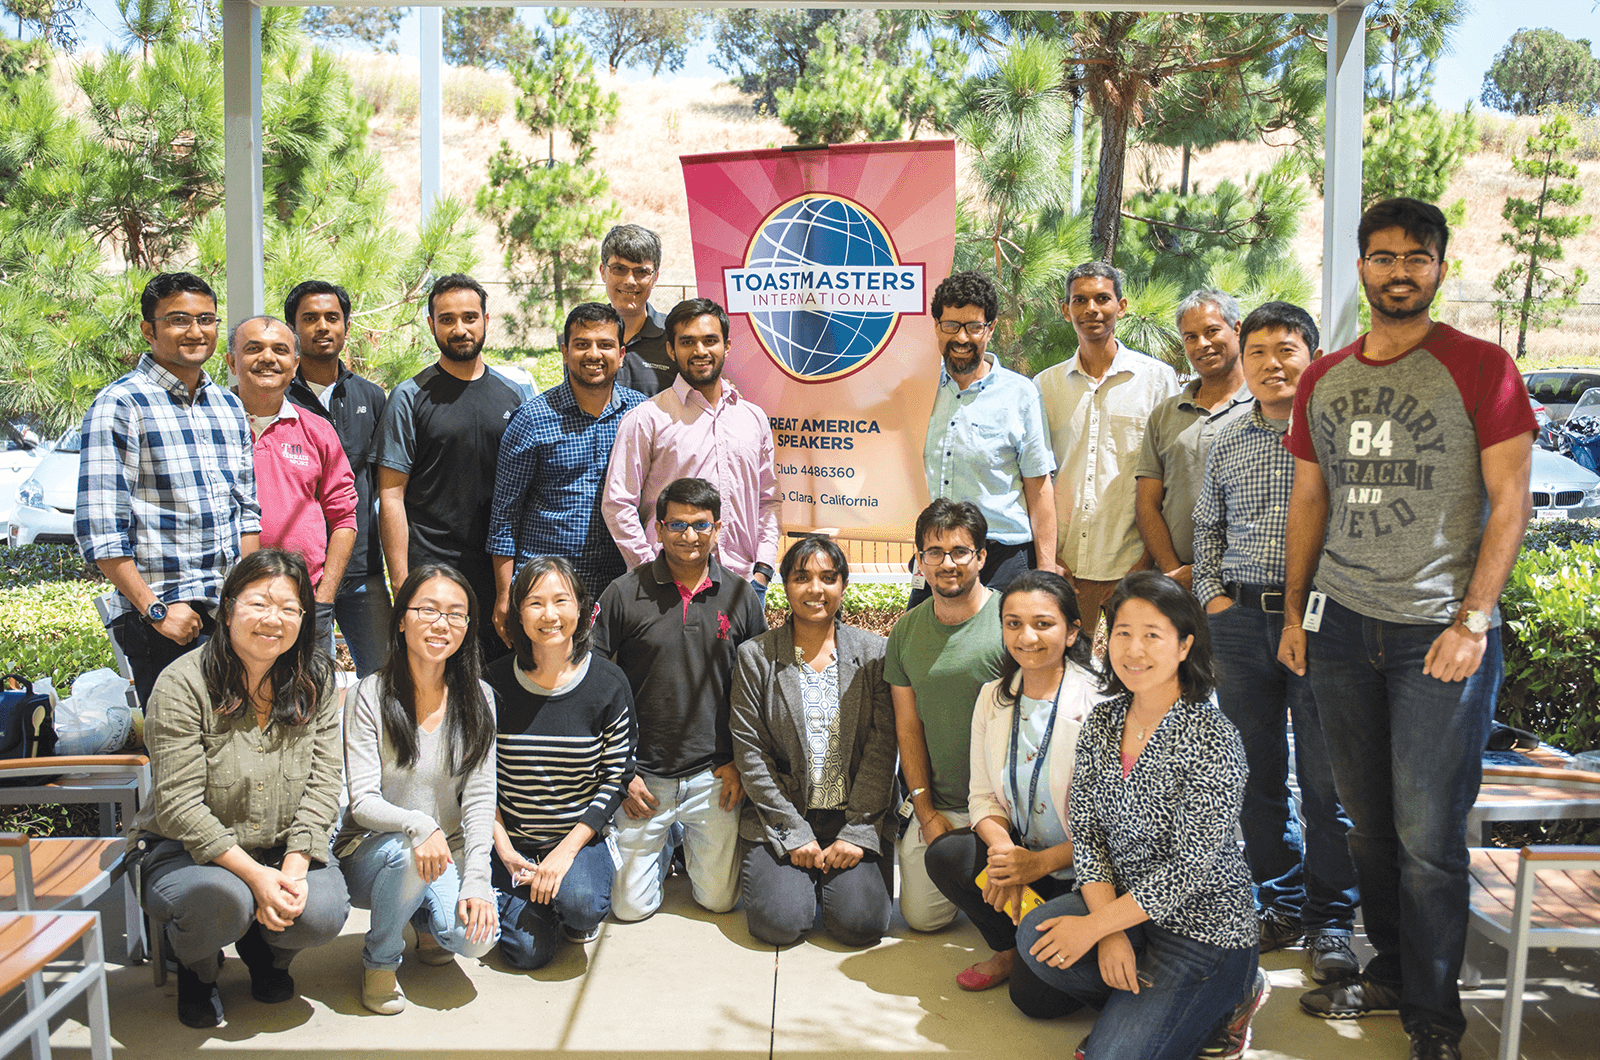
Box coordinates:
[601,224,676,396]
[284,279,392,676]
[377,273,527,662]
[593,476,766,921]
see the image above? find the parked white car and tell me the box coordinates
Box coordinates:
[9,428,80,547]
[1530,446,1600,522]
[0,420,47,546]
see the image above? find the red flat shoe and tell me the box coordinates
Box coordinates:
[956,963,1010,991]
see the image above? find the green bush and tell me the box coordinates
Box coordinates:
[1499,535,1600,754]
[0,580,116,689]
[762,580,908,617]
[0,543,101,590]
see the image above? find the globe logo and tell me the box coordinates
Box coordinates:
[723,194,925,383]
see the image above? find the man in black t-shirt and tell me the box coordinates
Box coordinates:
[601,224,676,396]
[377,273,526,661]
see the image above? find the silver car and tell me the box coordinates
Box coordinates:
[1530,446,1600,522]
[9,428,80,546]
[1525,368,1600,423]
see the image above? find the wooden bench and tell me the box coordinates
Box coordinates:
[1469,763,1600,846]
[0,911,112,1060]
[782,527,915,584]
[1468,844,1600,1060]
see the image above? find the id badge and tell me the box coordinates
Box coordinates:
[1303,591,1327,633]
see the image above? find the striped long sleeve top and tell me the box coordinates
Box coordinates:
[485,652,636,852]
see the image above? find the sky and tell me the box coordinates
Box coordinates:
[64,0,1600,111]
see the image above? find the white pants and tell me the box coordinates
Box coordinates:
[896,808,971,932]
[611,768,741,921]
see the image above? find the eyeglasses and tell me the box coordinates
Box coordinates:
[937,320,992,336]
[159,312,220,330]
[408,605,470,629]
[662,519,715,535]
[236,600,304,621]
[920,546,978,565]
[606,264,655,282]
[1362,252,1437,272]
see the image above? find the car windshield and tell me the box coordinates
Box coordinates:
[1573,388,1600,420]
[54,429,81,454]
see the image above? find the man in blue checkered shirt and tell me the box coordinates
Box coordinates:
[76,273,261,706]
[1191,301,1359,988]
[488,302,646,645]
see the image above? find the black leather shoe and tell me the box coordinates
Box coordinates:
[175,963,224,1028]
[1408,1027,1462,1060]
[235,922,296,1004]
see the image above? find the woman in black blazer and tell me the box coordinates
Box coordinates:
[729,537,898,947]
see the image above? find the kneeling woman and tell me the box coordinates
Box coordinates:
[729,536,896,947]
[486,556,635,969]
[337,564,499,1014]
[1018,572,1265,1060]
[925,571,1099,1012]
[133,549,349,1028]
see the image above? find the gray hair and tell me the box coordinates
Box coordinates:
[1174,288,1241,332]
[600,224,662,270]
[1064,261,1123,301]
[227,315,298,357]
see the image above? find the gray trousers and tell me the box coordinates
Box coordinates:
[140,838,350,982]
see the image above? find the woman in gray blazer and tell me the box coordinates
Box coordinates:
[729,537,898,947]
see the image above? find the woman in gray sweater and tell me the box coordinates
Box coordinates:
[337,564,498,1014]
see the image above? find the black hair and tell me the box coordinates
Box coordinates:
[141,272,216,323]
[202,548,332,726]
[506,556,594,672]
[1239,301,1320,357]
[780,536,850,588]
[1064,261,1123,301]
[226,315,298,357]
[914,498,987,552]
[282,280,351,327]
[930,270,999,323]
[601,224,662,270]
[1358,197,1449,260]
[995,570,1097,708]
[1100,571,1217,702]
[663,298,730,344]
[562,301,624,347]
[427,273,488,317]
[377,563,494,776]
[655,476,722,522]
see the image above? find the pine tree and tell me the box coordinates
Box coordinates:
[476,11,619,339]
[1492,114,1592,359]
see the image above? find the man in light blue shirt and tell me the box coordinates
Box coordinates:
[913,271,1058,607]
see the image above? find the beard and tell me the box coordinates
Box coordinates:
[1364,277,1438,322]
[438,334,485,362]
[942,343,981,377]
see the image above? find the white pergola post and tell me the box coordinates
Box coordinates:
[222,0,264,319]
[419,6,443,220]
[1322,2,1366,349]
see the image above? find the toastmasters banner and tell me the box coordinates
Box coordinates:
[680,140,956,539]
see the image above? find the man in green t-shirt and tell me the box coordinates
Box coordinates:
[886,499,1007,932]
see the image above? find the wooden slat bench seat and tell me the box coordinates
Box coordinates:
[0,911,111,1060]
[0,838,126,912]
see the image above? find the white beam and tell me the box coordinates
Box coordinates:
[1321,3,1364,350]
[419,6,442,220]
[222,0,264,320]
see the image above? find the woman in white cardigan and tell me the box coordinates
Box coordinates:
[925,570,1103,1016]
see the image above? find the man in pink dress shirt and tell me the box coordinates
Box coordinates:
[602,298,781,598]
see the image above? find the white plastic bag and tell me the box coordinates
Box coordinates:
[54,668,134,755]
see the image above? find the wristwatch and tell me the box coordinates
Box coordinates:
[141,600,168,625]
[752,562,776,583]
[1458,609,1491,635]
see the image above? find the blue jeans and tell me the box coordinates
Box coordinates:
[1306,596,1500,1039]
[491,840,614,970]
[1017,893,1257,1060]
[333,575,393,678]
[340,831,499,971]
[611,768,741,921]
[1208,603,1357,933]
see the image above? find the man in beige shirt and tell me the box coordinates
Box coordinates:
[1034,262,1179,627]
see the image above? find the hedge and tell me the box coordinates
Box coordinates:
[1499,521,1600,754]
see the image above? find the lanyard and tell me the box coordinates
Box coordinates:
[1006,672,1063,845]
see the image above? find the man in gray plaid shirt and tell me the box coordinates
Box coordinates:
[76,272,260,706]
[1192,301,1359,987]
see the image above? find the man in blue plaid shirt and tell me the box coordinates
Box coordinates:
[76,273,261,706]
[488,302,645,645]
[1191,301,1359,988]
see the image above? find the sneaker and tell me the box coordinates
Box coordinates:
[175,963,225,1028]
[1298,972,1402,1019]
[1408,1027,1462,1060]
[1196,967,1271,1060]
[1258,908,1304,953]
[562,924,601,945]
[1073,1034,1088,1060]
[1308,932,1359,984]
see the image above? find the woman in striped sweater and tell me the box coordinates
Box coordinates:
[485,555,637,969]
